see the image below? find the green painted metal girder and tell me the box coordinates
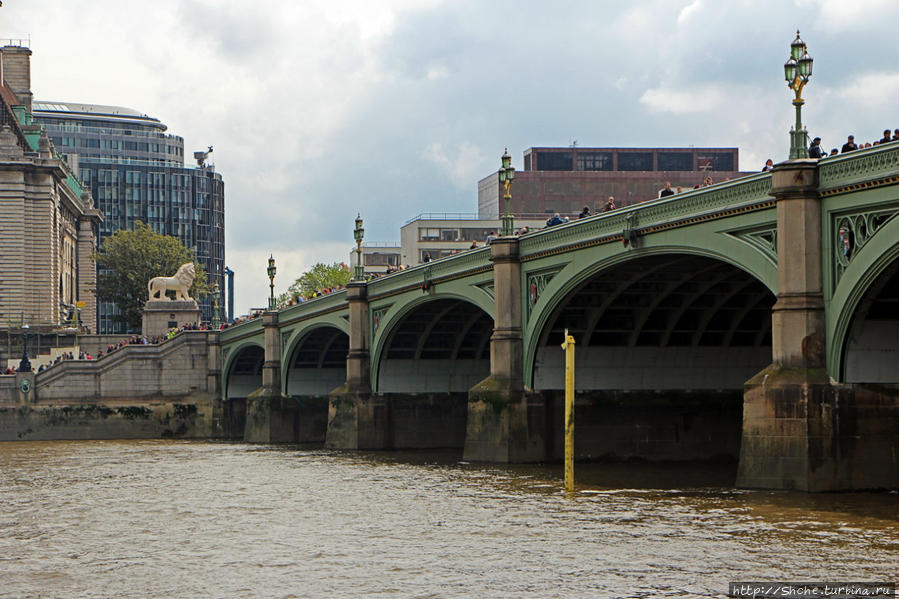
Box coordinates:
[520,215,779,388]
[220,338,265,400]
[824,190,899,379]
[279,314,350,393]
[368,270,494,392]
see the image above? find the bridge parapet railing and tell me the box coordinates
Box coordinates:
[519,171,775,258]
[367,246,492,298]
[220,317,264,342]
[818,142,899,191]
[277,288,348,322]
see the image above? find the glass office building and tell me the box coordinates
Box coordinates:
[32,102,225,333]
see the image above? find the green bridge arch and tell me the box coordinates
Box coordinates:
[522,229,778,388]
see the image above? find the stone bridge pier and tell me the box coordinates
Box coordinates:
[737,161,896,491]
[463,237,546,462]
[325,282,389,449]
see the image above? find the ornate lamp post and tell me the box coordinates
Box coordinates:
[784,30,814,159]
[17,324,31,372]
[498,148,516,236]
[212,281,221,328]
[353,213,365,281]
[267,255,277,310]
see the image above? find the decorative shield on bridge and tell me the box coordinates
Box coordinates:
[838,224,853,260]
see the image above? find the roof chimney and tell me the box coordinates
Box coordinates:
[1,45,32,113]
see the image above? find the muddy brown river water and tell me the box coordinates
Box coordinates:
[0,440,896,598]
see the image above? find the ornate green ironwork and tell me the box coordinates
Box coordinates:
[526,268,563,319]
[832,208,898,289]
[372,306,390,334]
[281,328,294,351]
[728,227,778,265]
[477,282,495,299]
[818,145,899,192]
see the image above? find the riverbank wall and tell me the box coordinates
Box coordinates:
[0,331,222,441]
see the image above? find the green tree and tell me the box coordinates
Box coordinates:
[93,221,209,330]
[277,261,351,304]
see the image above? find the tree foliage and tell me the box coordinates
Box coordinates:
[93,221,209,330]
[276,262,351,305]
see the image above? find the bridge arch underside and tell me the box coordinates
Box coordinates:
[534,254,774,391]
[842,258,899,383]
[286,327,348,396]
[223,344,264,439]
[377,298,492,394]
[226,345,264,399]
[532,254,775,463]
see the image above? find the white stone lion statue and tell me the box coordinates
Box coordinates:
[148,263,196,301]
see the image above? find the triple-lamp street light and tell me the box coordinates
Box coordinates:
[267,255,277,310]
[498,149,516,236]
[784,30,814,160]
[353,213,365,281]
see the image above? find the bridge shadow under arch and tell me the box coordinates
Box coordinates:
[223,344,264,438]
[532,254,774,390]
[285,326,348,396]
[841,257,899,383]
[376,297,492,394]
[530,253,775,464]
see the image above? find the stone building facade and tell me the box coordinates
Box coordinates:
[0,45,102,333]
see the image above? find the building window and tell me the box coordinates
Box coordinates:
[536,151,573,171]
[617,152,653,171]
[576,151,613,171]
[459,228,494,241]
[697,152,735,171]
[364,253,400,266]
[524,154,532,171]
[657,152,693,171]
[419,228,440,241]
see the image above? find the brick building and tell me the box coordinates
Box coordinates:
[478,146,750,217]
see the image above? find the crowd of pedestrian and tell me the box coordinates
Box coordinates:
[759,128,899,171]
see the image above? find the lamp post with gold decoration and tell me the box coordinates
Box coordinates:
[353,213,365,281]
[267,255,277,310]
[784,30,814,160]
[212,281,221,328]
[498,149,516,236]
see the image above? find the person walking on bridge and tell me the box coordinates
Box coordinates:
[808,137,826,159]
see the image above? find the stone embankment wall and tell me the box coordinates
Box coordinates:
[0,331,222,441]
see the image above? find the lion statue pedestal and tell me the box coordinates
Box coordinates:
[141,263,202,338]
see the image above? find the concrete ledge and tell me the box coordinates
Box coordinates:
[0,397,217,441]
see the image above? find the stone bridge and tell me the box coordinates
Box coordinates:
[221,146,899,491]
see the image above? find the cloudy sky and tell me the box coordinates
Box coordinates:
[3,0,898,314]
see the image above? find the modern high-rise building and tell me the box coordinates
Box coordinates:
[32,101,226,332]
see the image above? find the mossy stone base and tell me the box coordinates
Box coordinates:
[737,364,899,491]
[324,385,389,450]
[463,376,545,463]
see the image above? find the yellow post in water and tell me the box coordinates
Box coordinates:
[561,328,575,493]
